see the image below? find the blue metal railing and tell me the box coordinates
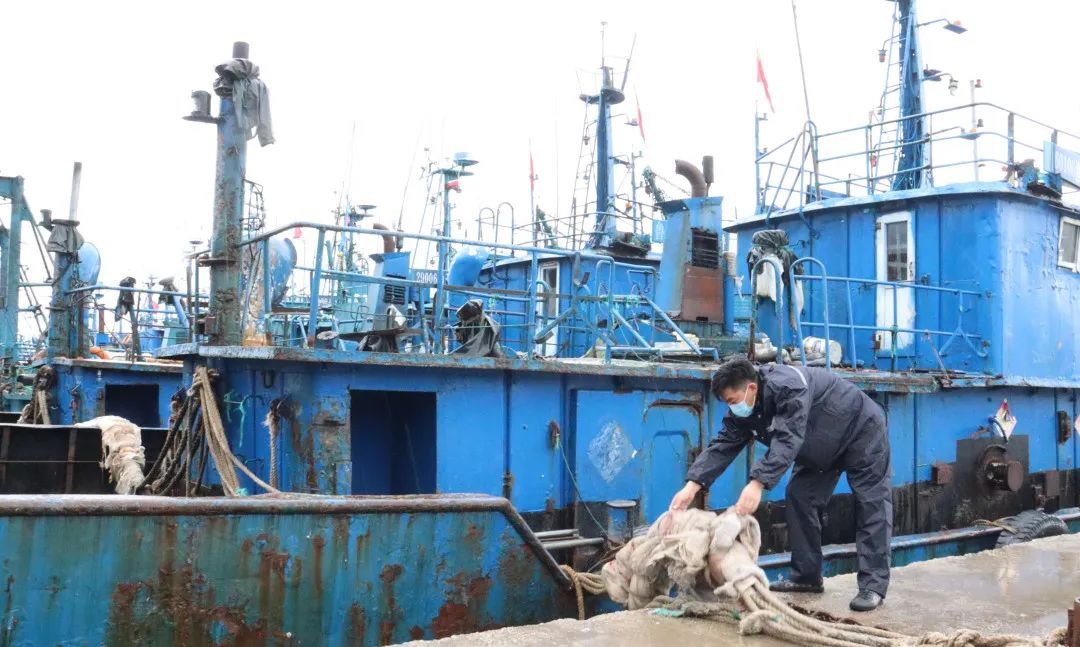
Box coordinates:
[749,256,988,372]
[190,222,718,363]
[64,284,198,356]
[757,102,1080,216]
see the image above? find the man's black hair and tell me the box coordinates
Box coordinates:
[711,357,758,397]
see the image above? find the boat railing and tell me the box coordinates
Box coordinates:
[489,207,663,251]
[749,256,988,373]
[64,283,195,356]
[14,340,37,363]
[757,102,1080,218]
[210,222,717,362]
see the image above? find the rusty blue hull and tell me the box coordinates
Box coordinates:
[0,495,571,646]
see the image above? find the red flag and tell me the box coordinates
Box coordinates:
[292,226,302,239]
[636,95,646,143]
[529,149,535,191]
[446,179,461,193]
[756,49,776,113]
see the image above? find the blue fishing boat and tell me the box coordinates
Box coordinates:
[0,1,1076,644]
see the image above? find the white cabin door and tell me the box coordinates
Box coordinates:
[875,211,915,353]
[537,263,560,356]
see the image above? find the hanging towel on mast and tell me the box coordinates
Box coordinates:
[214,59,274,147]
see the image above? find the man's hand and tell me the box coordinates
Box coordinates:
[734,479,764,516]
[669,481,702,511]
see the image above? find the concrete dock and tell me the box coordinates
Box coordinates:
[406,533,1080,646]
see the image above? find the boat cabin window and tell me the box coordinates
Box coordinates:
[541,265,559,318]
[884,220,910,281]
[1059,217,1080,272]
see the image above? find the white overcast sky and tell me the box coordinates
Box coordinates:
[2,0,1080,284]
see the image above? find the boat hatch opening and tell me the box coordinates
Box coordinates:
[104,383,160,428]
[349,390,436,495]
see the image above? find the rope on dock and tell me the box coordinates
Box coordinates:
[600,509,1067,647]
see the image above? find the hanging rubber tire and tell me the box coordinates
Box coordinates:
[994,509,1068,548]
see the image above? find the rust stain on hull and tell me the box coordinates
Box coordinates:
[431,574,497,639]
[311,533,325,594]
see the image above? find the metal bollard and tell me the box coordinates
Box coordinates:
[605,499,637,542]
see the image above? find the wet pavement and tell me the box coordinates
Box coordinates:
[405,533,1080,646]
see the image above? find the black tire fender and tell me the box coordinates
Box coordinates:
[994,509,1068,548]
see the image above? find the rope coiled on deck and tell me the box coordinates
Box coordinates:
[600,509,1067,647]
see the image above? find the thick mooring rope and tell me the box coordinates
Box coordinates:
[263,401,281,489]
[559,565,607,621]
[652,585,1069,647]
[193,366,278,496]
[142,366,279,496]
[596,509,1067,647]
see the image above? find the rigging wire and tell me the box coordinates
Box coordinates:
[337,121,358,213]
[396,130,424,233]
[790,0,813,124]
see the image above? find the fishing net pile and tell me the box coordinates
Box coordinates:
[77,415,146,495]
[600,509,1067,647]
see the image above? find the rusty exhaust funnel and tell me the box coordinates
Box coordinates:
[675,159,708,198]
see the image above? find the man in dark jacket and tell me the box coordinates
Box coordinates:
[669,357,891,612]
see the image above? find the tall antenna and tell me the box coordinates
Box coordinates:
[791,0,813,124]
[620,33,637,93]
[554,100,560,224]
[600,21,607,68]
[338,121,357,213]
[397,130,423,232]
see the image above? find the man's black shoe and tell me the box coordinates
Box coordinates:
[769,579,824,594]
[849,590,884,611]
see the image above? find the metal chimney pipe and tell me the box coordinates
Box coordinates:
[702,155,715,188]
[674,159,708,198]
[68,162,82,222]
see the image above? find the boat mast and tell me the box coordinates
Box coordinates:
[585,24,625,249]
[892,0,929,191]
